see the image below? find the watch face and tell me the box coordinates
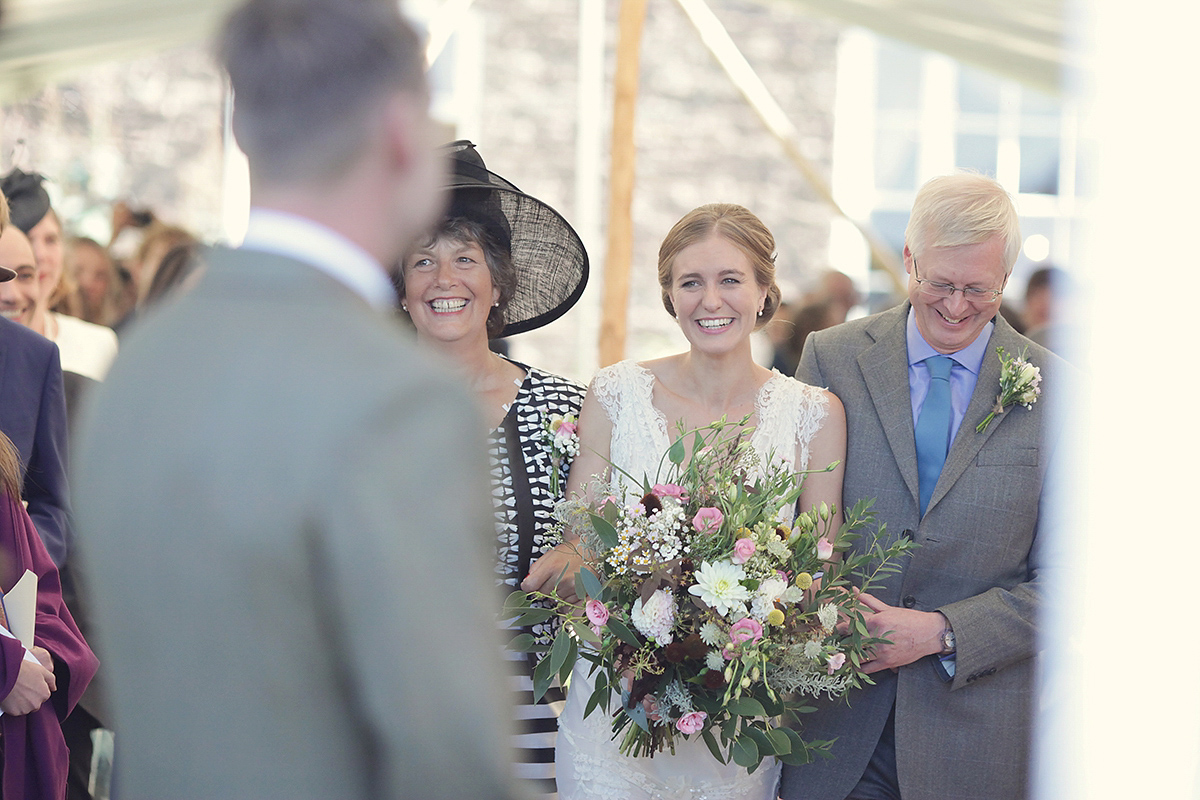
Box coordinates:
[942,631,956,652]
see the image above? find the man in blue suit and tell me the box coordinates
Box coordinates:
[0,214,71,567]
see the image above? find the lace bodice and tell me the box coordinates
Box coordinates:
[591,359,830,495]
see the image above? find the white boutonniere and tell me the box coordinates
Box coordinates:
[976,346,1042,433]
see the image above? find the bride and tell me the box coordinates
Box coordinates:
[539,204,848,799]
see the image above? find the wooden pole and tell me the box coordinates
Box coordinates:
[598,0,649,367]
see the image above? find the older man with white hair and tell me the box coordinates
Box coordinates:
[784,172,1068,800]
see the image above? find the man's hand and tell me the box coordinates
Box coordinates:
[856,592,948,674]
[521,542,583,602]
[1,656,56,716]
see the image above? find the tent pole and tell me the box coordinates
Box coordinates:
[673,0,904,291]
[598,0,648,367]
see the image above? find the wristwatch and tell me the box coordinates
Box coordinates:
[940,624,956,655]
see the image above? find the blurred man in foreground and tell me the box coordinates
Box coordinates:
[72,1,521,798]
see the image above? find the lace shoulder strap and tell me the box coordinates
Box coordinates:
[590,360,669,493]
[752,372,830,472]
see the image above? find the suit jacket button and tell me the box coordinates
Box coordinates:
[902,529,915,541]
[902,595,916,608]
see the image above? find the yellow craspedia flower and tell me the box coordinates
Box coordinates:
[794,572,813,590]
[737,527,754,539]
[766,608,785,626]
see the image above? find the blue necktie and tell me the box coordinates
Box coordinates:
[915,355,954,516]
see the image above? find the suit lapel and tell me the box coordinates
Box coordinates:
[926,314,1023,513]
[858,305,921,506]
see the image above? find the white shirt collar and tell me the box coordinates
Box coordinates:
[239,208,398,311]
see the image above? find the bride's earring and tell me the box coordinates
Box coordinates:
[401,302,408,312]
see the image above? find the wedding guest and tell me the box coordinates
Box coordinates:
[398,139,589,798]
[0,170,119,385]
[71,1,522,799]
[1024,265,1077,359]
[67,237,120,327]
[112,223,196,332]
[772,298,839,375]
[141,241,206,307]
[0,429,98,800]
[552,203,847,800]
[784,173,1068,800]
[0,169,81,320]
[0,195,107,800]
[0,218,71,569]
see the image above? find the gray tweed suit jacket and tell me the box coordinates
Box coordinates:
[782,302,1067,800]
[72,247,523,800]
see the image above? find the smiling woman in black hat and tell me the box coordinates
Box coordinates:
[397,140,589,798]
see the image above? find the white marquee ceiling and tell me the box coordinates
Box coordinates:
[0,0,1066,101]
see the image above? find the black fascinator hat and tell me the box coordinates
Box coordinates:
[0,168,52,234]
[443,141,588,337]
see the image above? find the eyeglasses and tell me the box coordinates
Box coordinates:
[912,257,1004,303]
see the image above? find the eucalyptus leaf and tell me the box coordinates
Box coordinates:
[567,619,602,645]
[578,566,604,601]
[701,727,728,765]
[512,608,558,626]
[502,591,529,613]
[558,636,579,687]
[668,436,686,466]
[743,725,775,755]
[546,627,572,678]
[590,513,620,549]
[731,735,760,769]
[505,633,537,652]
[725,697,768,718]
[532,652,555,702]
[605,618,643,648]
[766,727,793,756]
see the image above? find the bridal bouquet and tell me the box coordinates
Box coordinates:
[505,418,915,772]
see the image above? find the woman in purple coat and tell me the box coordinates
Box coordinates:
[0,432,97,800]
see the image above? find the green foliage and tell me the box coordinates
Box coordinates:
[502,416,918,773]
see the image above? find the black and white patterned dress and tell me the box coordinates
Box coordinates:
[489,360,586,799]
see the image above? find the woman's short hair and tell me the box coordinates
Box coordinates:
[399,217,517,339]
[905,173,1021,273]
[657,203,782,330]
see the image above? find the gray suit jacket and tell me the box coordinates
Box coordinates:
[782,303,1067,800]
[72,247,523,800]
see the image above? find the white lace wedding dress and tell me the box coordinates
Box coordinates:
[555,360,831,800]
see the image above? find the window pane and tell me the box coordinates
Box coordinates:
[1021,87,1059,116]
[876,39,922,110]
[957,66,1001,114]
[1019,136,1060,195]
[875,128,918,190]
[955,133,998,176]
[869,209,910,255]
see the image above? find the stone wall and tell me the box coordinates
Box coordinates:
[0,45,227,247]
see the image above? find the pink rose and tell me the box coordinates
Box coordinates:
[816,536,834,561]
[676,711,708,735]
[651,483,689,502]
[585,599,609,629]
[729,618,763,647]
[558,421,578,436]
[692,507,724,535]
[826,651,846,674]
[731,537,756,565]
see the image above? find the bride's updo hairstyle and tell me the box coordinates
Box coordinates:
[657,203,782,331]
